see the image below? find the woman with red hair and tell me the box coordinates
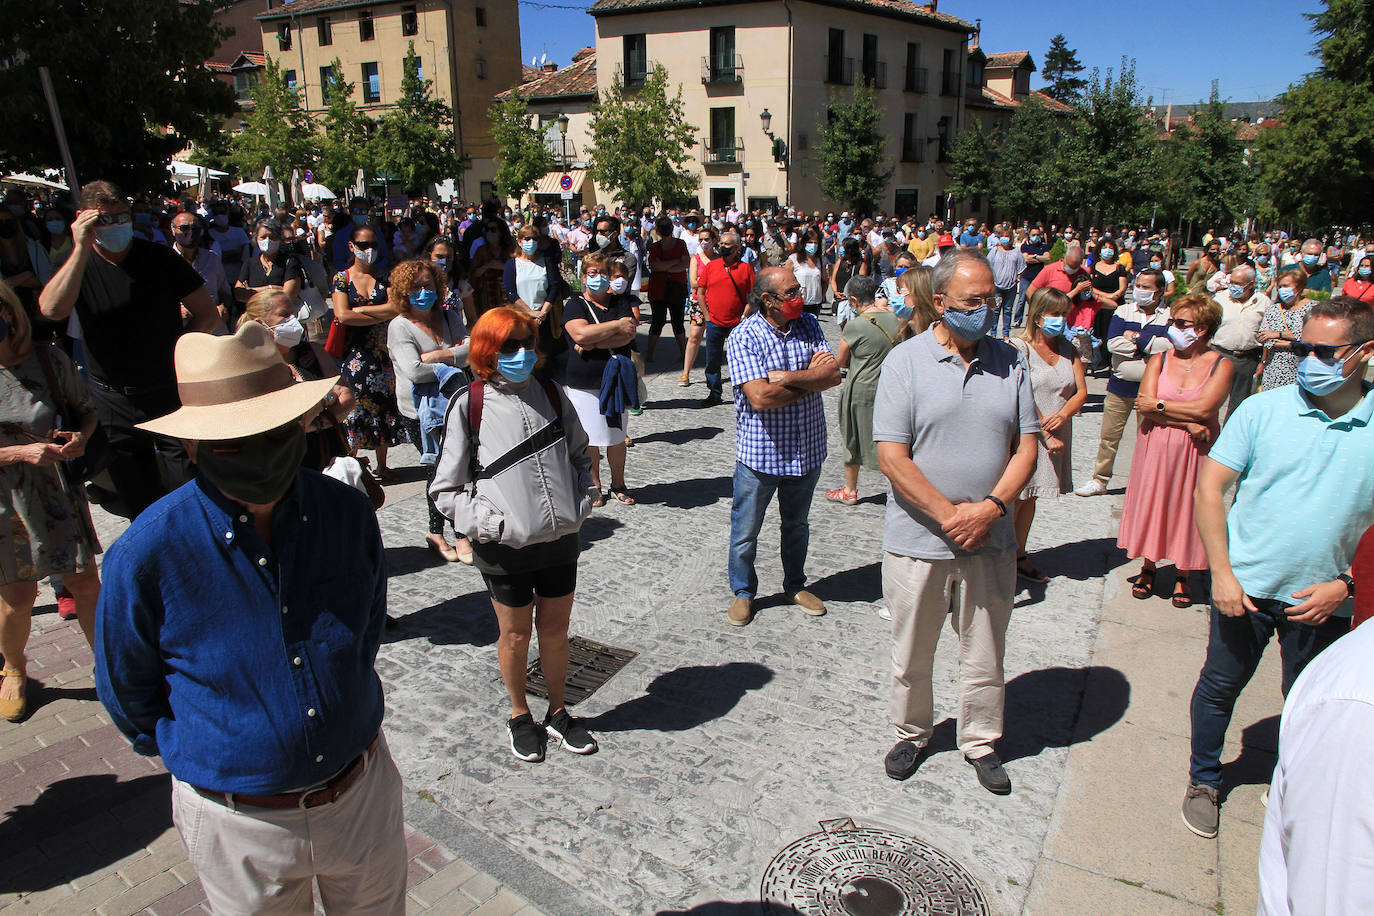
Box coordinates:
[430,306,600,763]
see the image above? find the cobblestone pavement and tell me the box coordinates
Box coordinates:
[0,319,1276,914]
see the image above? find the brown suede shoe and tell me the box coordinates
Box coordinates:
[727,596,754,627]
[786,589,827,616]
[0,667,27,723]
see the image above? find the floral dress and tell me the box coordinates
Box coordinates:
[332,270,407,451]
[1259,300,1313,391]
[0,350,100,584]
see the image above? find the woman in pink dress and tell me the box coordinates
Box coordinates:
[1118,294,1233,607]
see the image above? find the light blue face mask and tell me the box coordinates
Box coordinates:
[585,274,610,294]
[893,297,914,319]
[805,242,818,255]
[836,299,858,325]
[497,348,537,382]
[1278,286,1298,304]
[521,239,539,255]
[1296,351,1355,397]
[1303,254,1321,267]
[409,288,437,311]
[1040,315,1067,338]
[1228,283,1246,300]
[96,223,134,252]
[1359,267,1372,279]
[943,304,995,341]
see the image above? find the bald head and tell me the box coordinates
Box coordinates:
[1230,263,1255,286]
[754,266,797,301]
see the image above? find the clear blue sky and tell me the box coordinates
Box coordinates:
[516,0,1323,105]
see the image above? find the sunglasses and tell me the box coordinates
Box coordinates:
[95,212,132,226]
[351,240,378,250]
[1291,341,1367,360]
[499,337,534,354]
[1168,318,1196,329]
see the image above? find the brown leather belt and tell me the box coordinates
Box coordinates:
[193,735,380,810]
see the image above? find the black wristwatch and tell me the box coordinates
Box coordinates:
[984,495,1007,517]
[1338,572,1355,597]
[1156,400,1166,414]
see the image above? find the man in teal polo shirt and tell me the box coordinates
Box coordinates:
[1183,296,1374,840]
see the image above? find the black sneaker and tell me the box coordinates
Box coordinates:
[544,708,599,754]
[699,394,724,408]
[508,713,547,762]
[966,752,1012,794]
[884,740,925,780]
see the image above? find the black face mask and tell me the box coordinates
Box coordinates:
[196,422,306,505]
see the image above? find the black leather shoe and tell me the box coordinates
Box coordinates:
[884,740,926,780]
[699,394,724,407]
[966,752,1012,794]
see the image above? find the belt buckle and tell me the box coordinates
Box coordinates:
[298,784,331,810]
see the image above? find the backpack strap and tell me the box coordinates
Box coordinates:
[465,376,565,488]
[536,375,563,425]
[466,379,485,489]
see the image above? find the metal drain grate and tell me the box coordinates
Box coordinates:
[761,822,990,915]
[524,636,637,706]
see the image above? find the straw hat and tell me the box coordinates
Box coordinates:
[137,322,339,440]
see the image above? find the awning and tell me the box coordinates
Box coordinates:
[533,170,586,195]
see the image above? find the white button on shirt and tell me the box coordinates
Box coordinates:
[1211,290,1271,352]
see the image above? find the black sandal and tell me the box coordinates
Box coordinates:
[606,487,636,505]
[1172,581,1193,608]
[1132,568,1156,599]
[1016,554,1049,583]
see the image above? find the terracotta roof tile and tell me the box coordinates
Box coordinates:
[496,52,598,103]
[588,0,972,31]
[984,51,1032,69]
[256,0,382,21]
[1029,90,1074,113]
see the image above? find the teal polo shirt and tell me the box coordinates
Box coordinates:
[1209,383,1374,614]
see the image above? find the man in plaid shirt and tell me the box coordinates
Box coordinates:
[724,267,842,627]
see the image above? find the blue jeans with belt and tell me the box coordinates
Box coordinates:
[729,462,822,598]
[995,286,1017,338]
[1188,598,1349,788]
[703,321,732,399]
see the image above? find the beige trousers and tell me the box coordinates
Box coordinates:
[170,734,408,916]
[884,551,1016,757]
[1092,391,1135,486]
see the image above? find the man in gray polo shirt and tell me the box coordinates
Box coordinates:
[873,248,1040,794]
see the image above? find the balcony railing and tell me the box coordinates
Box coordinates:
[901,140,925,163]
[904,67,928,93]
[701,53,743,85]
[824,55,853,85]
[545,137,580,166]
[859,59,886,89]
[941,70,962,96]
[615,60,655,89]
[701,136,744,165]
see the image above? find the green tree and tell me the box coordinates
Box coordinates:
[1252,0,1374,224]
[586,64,699,208]
[2,0,235,190]
[229,58,319,185]
[370,43,466,193]
[990,95,1063,218]
[1156,88,1256,229]
[815,81,892,214]
[316,59,375,194]
[1041,34,1088,105]
[944,120,995,207]
[1054,59,1157,222]
[489,91,556,202]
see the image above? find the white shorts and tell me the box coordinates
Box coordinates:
[566,386,628,448]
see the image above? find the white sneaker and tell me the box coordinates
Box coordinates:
[1260,785,1269,808]
[1075,479,1108,497]
[876,605,892,620]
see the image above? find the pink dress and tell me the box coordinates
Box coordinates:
[1116,352,1221,570]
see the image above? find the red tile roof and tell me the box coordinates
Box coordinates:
[256,0,390,21]
[496,52,598,103]
[967,85,1075,114]
[589,0,972,32]
[984,51,1032,70]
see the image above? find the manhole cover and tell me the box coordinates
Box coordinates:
[761,826,989,916]
[525,636,636,706]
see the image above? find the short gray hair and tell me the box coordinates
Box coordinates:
[931,248,992,295]
[748,268,789,310]
[844,274,877,305]
[1230,263,1255,284]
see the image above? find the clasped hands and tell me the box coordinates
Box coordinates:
[941,499,999,552]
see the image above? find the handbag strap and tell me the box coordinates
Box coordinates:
[723,261,748,308]
[862,311,897,346]
[32,345,71,422]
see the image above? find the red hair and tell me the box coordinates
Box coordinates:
[468,306,540,381]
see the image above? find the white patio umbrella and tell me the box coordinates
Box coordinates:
[232,181,270,196]
[354,169,366,198]
[263,167,280,209]
[2,172,69,191]
[290,168,302,205]
[300,183,337,201]
[169,161,226,180]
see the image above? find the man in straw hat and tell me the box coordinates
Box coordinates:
[94,322,407,914]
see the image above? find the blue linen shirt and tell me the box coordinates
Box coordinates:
[1208,384,1374,614]
[726,311,833,476]
[94,471,388,794]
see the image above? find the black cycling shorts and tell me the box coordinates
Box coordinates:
[481,562,578,607]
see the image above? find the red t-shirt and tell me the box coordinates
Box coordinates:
[1352,524,1374,628]
[1032,260,1096,327]
[1341,278,1374,303]
[699,258,755,328]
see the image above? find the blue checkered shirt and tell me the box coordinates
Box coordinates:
[726,311,833,475]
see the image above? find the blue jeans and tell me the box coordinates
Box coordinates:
[1016,276,1034,327]
[1188,598,1349,788]
[995,286,1017,338]
[729,461,822,598]
[703,321,732,399]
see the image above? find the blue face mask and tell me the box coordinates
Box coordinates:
[1297,351,1355,397]
[943,304,995,341]
[1278,286,1298,304]
[894,266,907,276]
[352,214,367,226]
[45,219,66,235]
[1303,254,1321,267]
[1228,284,1246,300]
[409,288,437,311]
[1101,248,1115,259]
[1359,267,1372,279]
[585,274,610,293]
[497,348,537,382]
[433,257,449,272]
[1040,315,1067,338]
[892,297,914,319]
[805,242,818,255]
[96,223,134,252]
[521,239,539,255]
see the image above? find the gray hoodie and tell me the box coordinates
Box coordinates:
[429,375,596,548]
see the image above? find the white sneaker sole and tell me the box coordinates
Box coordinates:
[545,722,598,755]
[1180,808,1218,839]
[508,728,545,762]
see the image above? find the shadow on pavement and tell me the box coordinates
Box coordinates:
[1220,714,1280,801]
[582,662,773,733]
[0,772,171,893]
[646,397,712,411]
[1079,393,1107,414]
[632,425,725,446]
[581,515,625,544]
[28,683,98,714]
[809,562,882,604]
[1031,536,1130,582]
[384,591,498,646]
[386,544,448,577]
[923,665,1132,763]
[632,475,734,509]
[658,903,801,915]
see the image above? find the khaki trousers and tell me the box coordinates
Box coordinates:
[884,551,1016,757]
[1092,391,1135,487]
[170,734,408,915]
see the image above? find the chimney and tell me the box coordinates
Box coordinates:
[543,62,558,72]
[927,0,937,10]
[972,18,981,49]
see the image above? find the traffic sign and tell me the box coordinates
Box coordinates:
[560,190,574,200]
[303,169,314,184]
[559,174,573,191]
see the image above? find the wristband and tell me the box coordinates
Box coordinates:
[984,495,1007,517]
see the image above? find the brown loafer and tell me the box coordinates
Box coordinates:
[0,667,27,723]
[786,589,827,616]
[727,596,753,627]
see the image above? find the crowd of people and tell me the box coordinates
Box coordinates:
[1,177,1373,910]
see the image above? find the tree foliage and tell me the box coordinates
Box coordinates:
[1308,0,1373,86]
[489,91,556,202]
[316,59,375,195]
[1054,59,1157,221]
[229,58,319,185]
[1156,88,1256,227]
[990,96,1062,218]
[815,81,892,214]
[371,43,466,193]
[2,0,236,190]
[1040,34,1087,105]
[944,120,994,204]
[586,64,699,208]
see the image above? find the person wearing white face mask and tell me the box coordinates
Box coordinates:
[234,219,302,322]
[1076,269,1175,497]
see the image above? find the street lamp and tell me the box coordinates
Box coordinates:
[759,108,773,136]
[556,112,572,222]
[760,108,786,170]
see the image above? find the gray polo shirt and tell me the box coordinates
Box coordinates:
[872,328,1039,560]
